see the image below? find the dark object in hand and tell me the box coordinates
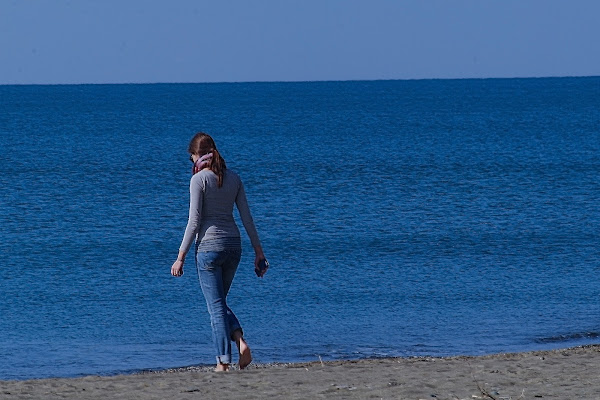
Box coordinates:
[256,258,269,277]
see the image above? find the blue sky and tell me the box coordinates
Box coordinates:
[1,0,599,84]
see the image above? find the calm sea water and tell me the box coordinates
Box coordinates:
[0,78,599,380]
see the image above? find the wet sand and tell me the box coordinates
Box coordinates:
[1,345,599,399]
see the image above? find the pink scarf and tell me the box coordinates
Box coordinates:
[192,153,213,175]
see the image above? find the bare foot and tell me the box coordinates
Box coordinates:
[215,363,229,372]
[237,337,252,369]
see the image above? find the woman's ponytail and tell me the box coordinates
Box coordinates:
[209,148,227,187]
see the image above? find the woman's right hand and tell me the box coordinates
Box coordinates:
[254,251,268,278]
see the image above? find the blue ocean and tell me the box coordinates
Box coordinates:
[0,77,599,380]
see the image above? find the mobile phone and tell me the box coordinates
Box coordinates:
[256,258,269,277]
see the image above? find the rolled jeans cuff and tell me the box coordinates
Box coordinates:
[216,355,232,364]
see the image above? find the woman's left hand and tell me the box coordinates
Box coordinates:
[171,259,184,277]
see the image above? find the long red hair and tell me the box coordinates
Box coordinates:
[188,132,227,187]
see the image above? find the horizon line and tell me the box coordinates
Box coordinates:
[1,74,599,87]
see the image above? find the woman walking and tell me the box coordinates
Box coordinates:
[171,132,268,372]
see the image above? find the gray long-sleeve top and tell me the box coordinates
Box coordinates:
[179,169,262,254]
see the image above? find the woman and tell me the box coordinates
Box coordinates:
[171,132,268,372]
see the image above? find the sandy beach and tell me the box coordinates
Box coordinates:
[1,345,599,400]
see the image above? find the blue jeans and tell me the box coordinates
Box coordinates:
[195,249,243,364]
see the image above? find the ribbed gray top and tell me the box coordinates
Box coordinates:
[179,169,262,254]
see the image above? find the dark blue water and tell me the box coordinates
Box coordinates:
[1,78,599,380]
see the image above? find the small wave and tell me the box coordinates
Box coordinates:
[535,331,600,344]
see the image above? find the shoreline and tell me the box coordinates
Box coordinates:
[2,345,600,399]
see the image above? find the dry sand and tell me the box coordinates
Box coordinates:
[1,345,600,400]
